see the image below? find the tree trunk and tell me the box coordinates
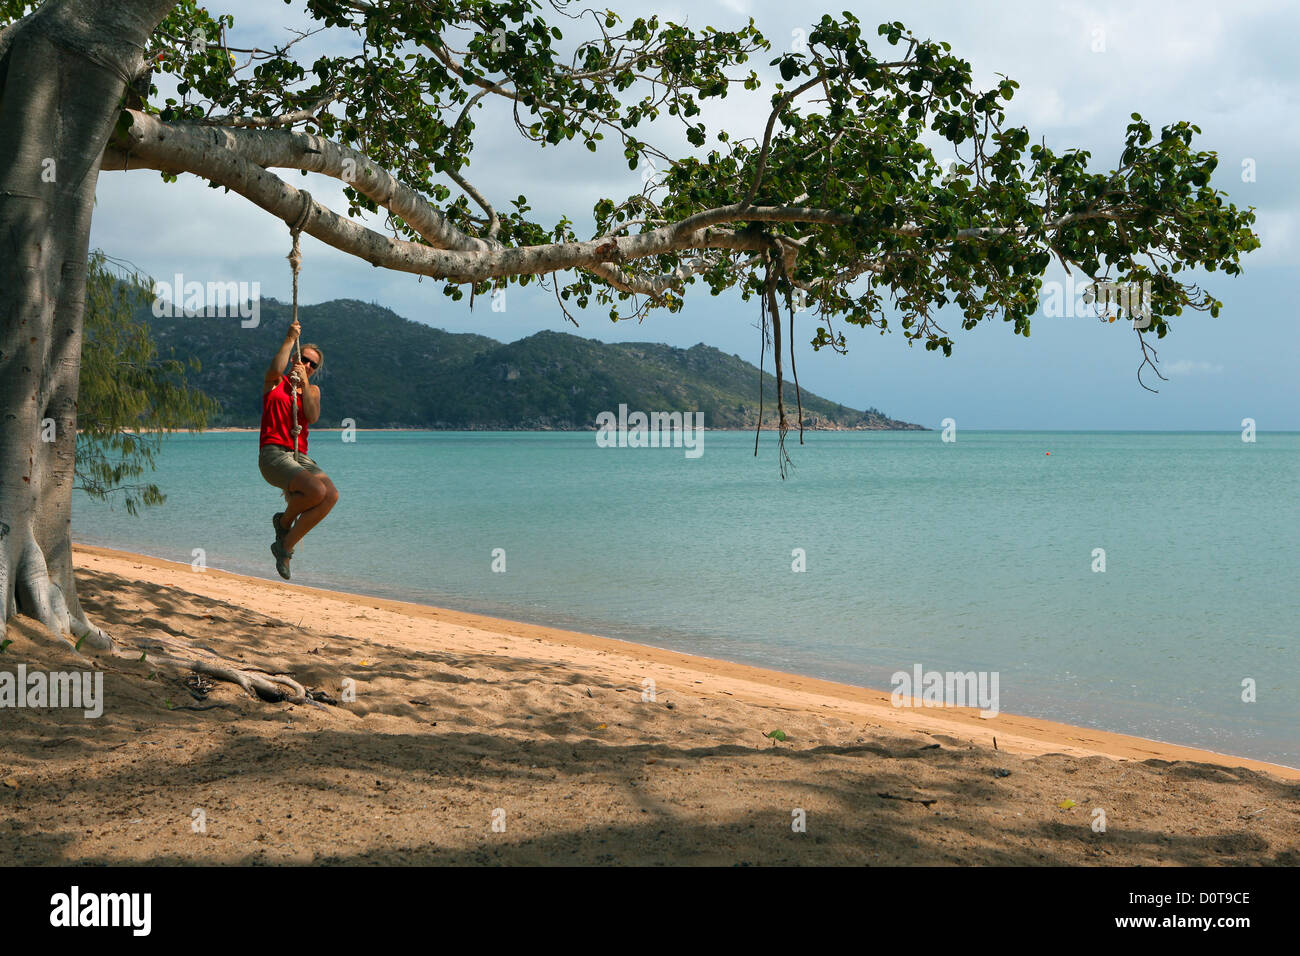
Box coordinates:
[0,0,175,648]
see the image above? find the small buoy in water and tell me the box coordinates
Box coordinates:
[1045,451,1051,456]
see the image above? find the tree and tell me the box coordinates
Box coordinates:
[78,250,221,515]
[0,0,1258,691]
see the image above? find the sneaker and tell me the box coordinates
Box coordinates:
[272,511,290,541]
[271,539,293,580]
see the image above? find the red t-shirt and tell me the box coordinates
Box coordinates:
[260,375,310,453]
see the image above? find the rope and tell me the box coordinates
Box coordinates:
[286,190,313,457]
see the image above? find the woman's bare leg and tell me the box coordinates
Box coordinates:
[281,471,325,531]
[283,476,339,550]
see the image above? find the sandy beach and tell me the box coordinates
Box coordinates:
[1,542,1295,865]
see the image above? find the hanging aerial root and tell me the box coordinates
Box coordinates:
[762,250,793,478]
[769,242,805,445]
[754,293,768,457]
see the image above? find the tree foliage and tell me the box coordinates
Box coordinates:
[77,251,221,514]
[2,0,1261,442]
[105,3,1255,329]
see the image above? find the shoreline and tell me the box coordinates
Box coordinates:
[4,540,1296,865]
[69,542,1300,781]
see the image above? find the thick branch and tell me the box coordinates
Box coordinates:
[103,114,783,283]
[104,112,1121,289]
[110,110,495,252]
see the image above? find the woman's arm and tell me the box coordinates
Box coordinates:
[263,321,300,393]
[303,384,322,425]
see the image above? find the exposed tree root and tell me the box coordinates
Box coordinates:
[189,660,310,704]
[14,536,72,636]
[6,530,135,653]
[3,560,330,709]
[69,611,113,651]
[130,631,330,710]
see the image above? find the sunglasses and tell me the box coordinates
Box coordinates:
[300,356,319,369]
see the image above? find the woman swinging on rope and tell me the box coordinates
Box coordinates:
[258,319,338,579]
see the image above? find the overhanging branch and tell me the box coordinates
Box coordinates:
[104,111,1125,290]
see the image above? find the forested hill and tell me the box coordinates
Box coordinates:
[141,297,924,430]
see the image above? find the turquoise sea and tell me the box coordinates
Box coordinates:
[73,430,1299,767]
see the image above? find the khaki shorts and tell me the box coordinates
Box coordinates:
[259,443,324,492]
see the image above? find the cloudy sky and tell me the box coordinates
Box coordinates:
[91,0,1299,429]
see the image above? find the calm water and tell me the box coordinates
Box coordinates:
[74,430,1299,766]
